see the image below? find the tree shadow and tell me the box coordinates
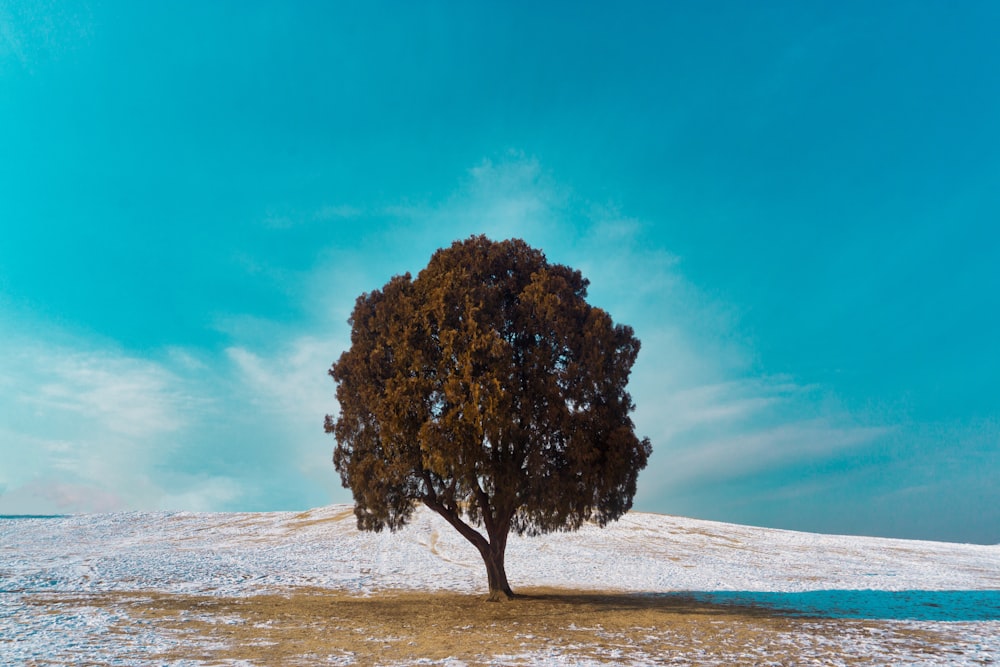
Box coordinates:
[516,588,1000,622]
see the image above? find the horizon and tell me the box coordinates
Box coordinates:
[1,505,997,548]
[1,2,998,544]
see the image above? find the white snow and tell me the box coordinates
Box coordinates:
[2,505,998,665]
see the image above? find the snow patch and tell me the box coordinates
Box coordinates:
[2,505,998,665]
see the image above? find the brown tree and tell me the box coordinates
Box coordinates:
[326,236,651,600]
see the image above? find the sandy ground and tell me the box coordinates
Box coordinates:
[13,588,997,666]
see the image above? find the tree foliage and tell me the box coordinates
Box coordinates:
[326,236,651,599]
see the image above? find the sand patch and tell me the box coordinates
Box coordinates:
[286,507,357,531]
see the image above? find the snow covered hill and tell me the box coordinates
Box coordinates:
[2,505,998,665]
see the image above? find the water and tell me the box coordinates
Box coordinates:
[685,589,1000,621]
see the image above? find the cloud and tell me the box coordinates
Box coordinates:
[217,156,582,507]
[0,336,199,512]
[26,352,188,439]
[0,151,903,520]
[0,319,349,514]
[668,419,890,485]
[379,153,908,519]
[647,378,796,439]
[226,335,336,424]
[346,151,572,269]
[157,476,243,512]
[458,153,569,237]
[632,363,892,507]
[224,333,351,502]
[0,479,124,514]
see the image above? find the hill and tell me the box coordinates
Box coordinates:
[2,505,998,664]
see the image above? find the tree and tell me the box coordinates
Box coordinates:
[326,235,651,600]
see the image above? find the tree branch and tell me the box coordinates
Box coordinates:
[421,496,489,553]
[473,480,495,538]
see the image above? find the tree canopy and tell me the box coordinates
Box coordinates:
[327,235,651,599]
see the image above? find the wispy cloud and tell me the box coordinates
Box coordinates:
[667,419,890,485]
[633,364,892,508]
[224,333,350,500]
[0,151,900,519]
[0,322,348,514]
[227,337,335,422]
[25,352,188,439]
[292,151,897,519]
[0,337,199,512]
[456,153,570,237]
[157,476,243,512]
[651,378,797,438]
[323,151,572,269]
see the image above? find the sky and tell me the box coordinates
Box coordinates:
[1,2,997,544]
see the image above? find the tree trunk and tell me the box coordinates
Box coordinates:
[421,498,515,601]
[479,542,514,601]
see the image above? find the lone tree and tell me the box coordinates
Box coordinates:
[326,235,651,600]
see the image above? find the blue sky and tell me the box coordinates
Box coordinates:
[1,2,997,543]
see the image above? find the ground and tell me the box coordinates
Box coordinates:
[2,506,998,665]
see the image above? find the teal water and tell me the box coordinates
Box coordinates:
[682,590,1000,622]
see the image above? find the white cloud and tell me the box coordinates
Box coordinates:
[633,365,890,506]
[0,323,347,513]
[225,333,350,500]
[158,476,243,512]
[459,153,568,236]
[666,419,890,485]
[341,151,897,514]
[355,151,573,264]
[226,336,337,422]
[651,379,790,437]
[0,479,124,515]
[0,152,902,518]
[25,352,187,439]
[0,337,198,512]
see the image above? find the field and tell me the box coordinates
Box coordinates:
[3,506,998,665]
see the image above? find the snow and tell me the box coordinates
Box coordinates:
[2,505,998,665]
